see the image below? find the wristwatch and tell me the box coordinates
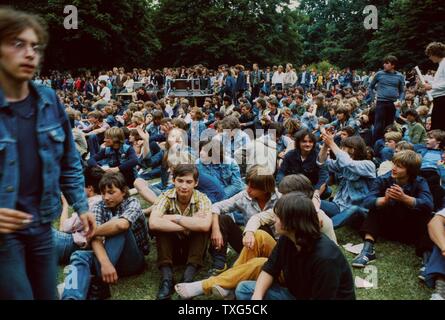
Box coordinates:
[175,214,183,224]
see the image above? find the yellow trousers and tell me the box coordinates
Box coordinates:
[202,230,276,295]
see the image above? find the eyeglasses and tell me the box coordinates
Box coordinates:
[8,39,44,55]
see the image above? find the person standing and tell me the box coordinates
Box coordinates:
[0,7,96,299]
[368,55,405,143]
[423,42,445,131]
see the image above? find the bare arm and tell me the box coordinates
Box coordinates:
[93,218,131,237]
[251,271,274,300]
[428,215,445,252]
[318,141,329,164]
[176,211,212,232]
[59,195,70,231]
[91,238,118,284]
[149,207,186,232]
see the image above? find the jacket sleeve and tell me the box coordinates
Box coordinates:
[315,162,329,190]
[363,176,385,210]
[333,150,376,179]
[413,178,434,212]
[211,191,244,215]
[223,162,246,199]
[276,153,290,184]
[118,146,139,172]
[244,209,276,234]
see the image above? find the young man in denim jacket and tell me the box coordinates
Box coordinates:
[0,7,95,299]
[352,150,433,269]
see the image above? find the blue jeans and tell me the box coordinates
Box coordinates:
[425,245,445,288]
[235,281,295,300]
[52,228,80,265]
[86,134,101,157]
[138,167,161,180]
[320,201,368,229]
[0,223,56,299]
[62,230,145,300]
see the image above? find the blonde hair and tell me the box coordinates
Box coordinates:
[131,111,145,125]
[384,131,402,143]
[104,127,125,145]
[392,150,422,179]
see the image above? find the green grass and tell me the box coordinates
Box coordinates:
[58,192,433,300]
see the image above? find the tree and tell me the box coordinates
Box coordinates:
[297,0,391,69]
[364,0,445,71]
[5,0,160,72]
[154,0,303,67]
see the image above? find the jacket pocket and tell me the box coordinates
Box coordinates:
[47,127,66,161]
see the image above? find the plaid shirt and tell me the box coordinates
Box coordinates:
[154,188,212,218]
[93,197,150,255]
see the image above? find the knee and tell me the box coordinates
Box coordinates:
[69,250,93,265]
[235,280,256,300]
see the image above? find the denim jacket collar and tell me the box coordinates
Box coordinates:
[0,81,51,110]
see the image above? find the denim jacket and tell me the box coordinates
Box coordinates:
[196,157,245,199]
[323,150,376,211]
[363,172,433,213]
[0,82,88,223]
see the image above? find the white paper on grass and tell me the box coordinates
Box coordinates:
[342,243,364,255]
[355,276,374,289]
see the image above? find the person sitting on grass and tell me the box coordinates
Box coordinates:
[61,172,150,300]
[377,141,414,176]
[352,150,434,269]
[417,129,445,211]
[87,127,139,188]
[425,207,445,300]
[318,131,376,229]
[197,139,245,200]
[53,167,105,264]
[276,129,329,196]
[403,109,427,145]
[379,131,403,163]
[235,193,355,300]
[209,165,279,276]
[148,164,213,300]
[174,174,337,300]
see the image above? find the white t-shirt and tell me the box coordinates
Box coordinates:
[100,86,111,102]
[432,58,445,98]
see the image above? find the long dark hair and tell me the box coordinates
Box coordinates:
[274,192,321,251]
[294,129,316,153]
[340,136,367,161]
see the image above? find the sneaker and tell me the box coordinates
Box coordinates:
[207,264,228,277]
[87,277,111,300]
[418,266,426,282]
[430,293,445,300]
[57,282,65,300]
[351,251,376,268]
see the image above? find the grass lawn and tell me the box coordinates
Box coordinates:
[58,193,433,300]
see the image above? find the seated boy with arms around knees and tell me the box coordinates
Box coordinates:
[149,164,213,300]
[61,172,149,300]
